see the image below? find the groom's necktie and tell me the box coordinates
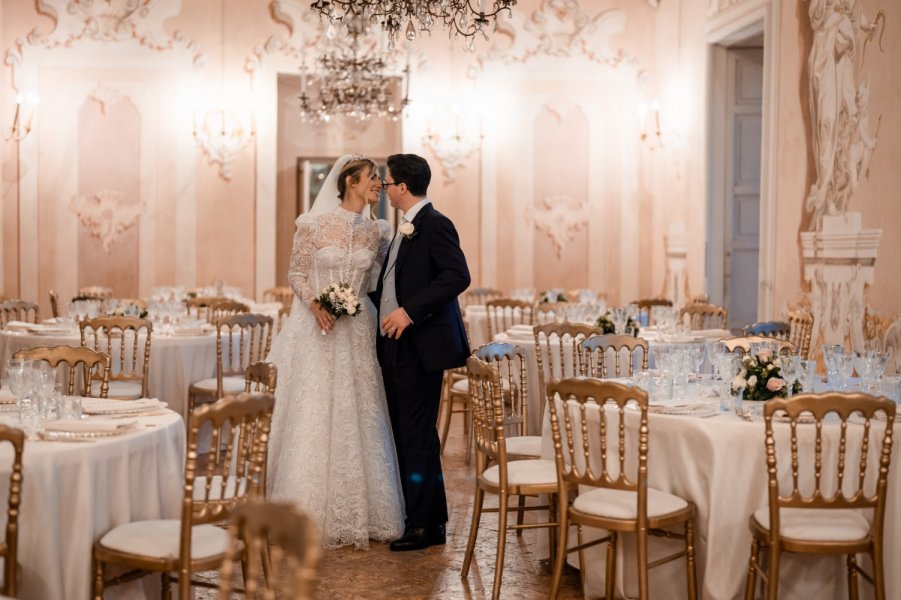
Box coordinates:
[380,218,406,336]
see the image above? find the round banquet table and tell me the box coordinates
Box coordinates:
[0,330,218,417]
[536,385,901,600]
[0,411,185,600]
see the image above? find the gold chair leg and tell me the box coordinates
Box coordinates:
[847,554,860,600]
[439,382,453,455]
[161,571,172,600]
[461,485,485,577]
[637,529,649,600]
[605,531,617,600]
[92,557,104,600]
[464,408,474,465]
[745,538,759,600]
[686,519,698,600]
[550,497,568,600]
[766,546,780,600]
[872,544,886,600]
[492,492,509,600]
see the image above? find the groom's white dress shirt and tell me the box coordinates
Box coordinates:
[380,199,430,336]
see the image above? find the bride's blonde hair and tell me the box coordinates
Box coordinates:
[337,157,378,201]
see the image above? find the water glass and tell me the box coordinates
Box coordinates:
[650,373,674,402]
[718,381,734,413]
[876,377,901,403]
[18,403,43,440]
[38,382,61,420]
[60,395,83,420]
[833,353,856,391]
[781,355,799,397]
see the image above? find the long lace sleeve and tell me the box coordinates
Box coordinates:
[368,219,393,292]
[288,215,318,306]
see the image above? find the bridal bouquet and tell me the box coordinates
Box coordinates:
[539,289,567,304]
[318,283,361,318]
[596,312,640,336]
[731,351,801,401]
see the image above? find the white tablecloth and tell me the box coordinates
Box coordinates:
[0,411,185,599]
[0,331,218,416]
[538,390,901,600]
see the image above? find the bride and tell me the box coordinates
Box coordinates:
[266,154,405,549]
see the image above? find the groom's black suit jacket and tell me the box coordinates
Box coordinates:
[370,202,471,372]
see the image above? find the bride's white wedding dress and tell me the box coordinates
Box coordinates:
[267,205,405,549]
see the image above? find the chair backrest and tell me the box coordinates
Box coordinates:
[535,302,571,325]
[466,356,509,471]
[722,335,796,356]
[762,393,896,544]
[49,290,60,319]
[276,305,291,334]
[533,323,600,393]
[218,499,321,599]
[475,342,529,436]
[13,345,111,397]
[580,334,649,378]
[0,300,39,327]
[262,286,294,307]
[209,299,250,324]
[742,320,790,340]
[215,314,274,396]
[787,309,814,359]
[633,297,672,326]
[485,299,535,339]
[245,361,278,394]
[679,303,728,330]
[78,286,113,300]
[80,316,153,397]
[185,296,227,322]
[462,287,504,309]
[546,377,649,507]
[182,393,274,599]
[0,425,25,597]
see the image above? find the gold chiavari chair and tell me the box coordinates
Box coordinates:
[13,345,111,397]
[722,336,796,356]
[209,299,250,324]
[79,316,152,399]
[218,499,321,600]
[92,392,274,599]
[742,321,791,340]
[188,314,274,413]
[0,300,39,328]
[485,299,535,340]
[184,296,227,323]
[744,393,896,600]
[461,356,559,600]
[245,361,277,394]
[787,309,815,359]
[49,290,60,319]
[533,322,600,397]
[580,334,650,378]
[546,378,698,600]
[679,303,728,330]
[262,286,294,308]
[633,297,673,326]
[0,425,25,597]
[462,287,504,309]
[275,305,291,335]
[78,286,113,300]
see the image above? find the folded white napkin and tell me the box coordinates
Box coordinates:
[81,397,163,414]
[44,418,137,433]
[3,321,33,331]
[0,387,15,404]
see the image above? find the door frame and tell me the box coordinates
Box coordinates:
[706,0,781,321]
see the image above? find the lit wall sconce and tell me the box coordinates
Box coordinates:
[423,112,482,183]
[6,92,39,142]
[192,105,255,180]
[637,99,663,150]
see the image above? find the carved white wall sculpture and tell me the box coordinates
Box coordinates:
[69,190,145,253]
[660,222,691,309]
[524,195,589,259]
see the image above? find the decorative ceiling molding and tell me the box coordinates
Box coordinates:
[69,190,146,253]
[524,194,589,259]
[708,0,750,17]
[474,0,637,71]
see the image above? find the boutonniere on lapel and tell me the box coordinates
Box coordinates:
[398,221,417,240]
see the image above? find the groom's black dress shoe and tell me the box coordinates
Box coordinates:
[389,525,446,552]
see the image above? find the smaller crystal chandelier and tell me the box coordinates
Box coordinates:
[311,0,517,51]
[298,21,410,122]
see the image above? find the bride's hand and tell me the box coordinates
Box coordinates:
[310,301,336,333]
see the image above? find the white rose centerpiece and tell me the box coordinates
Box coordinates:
[317,282,362,322]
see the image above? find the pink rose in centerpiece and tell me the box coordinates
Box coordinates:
[766,378,786,392]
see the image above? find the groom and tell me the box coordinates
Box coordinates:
[373,153,471,551]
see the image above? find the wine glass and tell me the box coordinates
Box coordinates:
[780,355,799,397]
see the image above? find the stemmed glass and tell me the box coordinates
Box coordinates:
[822,344,844,389]
[854,351,887,391]
[834,353,856,391]
[610,307,629,335]
[780,355,799,397]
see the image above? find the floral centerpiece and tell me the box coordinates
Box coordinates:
[731,350,802,401]
[596,312,640,336]
[318,283,361,319]
[111,302,148,319]
[539,289,566,304]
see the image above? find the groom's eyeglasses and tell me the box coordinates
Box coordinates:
[381,181,402,190]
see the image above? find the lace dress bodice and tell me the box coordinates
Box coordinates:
[288,207,391,306]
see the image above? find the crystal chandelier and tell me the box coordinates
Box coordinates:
[310,0,517,51]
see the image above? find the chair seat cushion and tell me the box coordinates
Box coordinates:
[190,376,245,394]
[451,378,469,393]
[751,507,871,542]
[483,459,557,486]
[98,519,229,561]
[573,487,688,520]
[91,380,142,399]
[505,435,542,458]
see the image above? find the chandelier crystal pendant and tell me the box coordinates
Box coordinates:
[299,21,410,122]
[310,0,516,51]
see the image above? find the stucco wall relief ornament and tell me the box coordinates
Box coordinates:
[69,190,145,253]
[660,222,691,309]
[708,0,751,17]
[524,195,589,259]
[88,82,124,115]
[423,127,481,183]
[805,0,885,231]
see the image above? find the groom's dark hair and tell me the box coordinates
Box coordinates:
[387,154,430,197]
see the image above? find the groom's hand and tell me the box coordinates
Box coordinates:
[382,308,412,339]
